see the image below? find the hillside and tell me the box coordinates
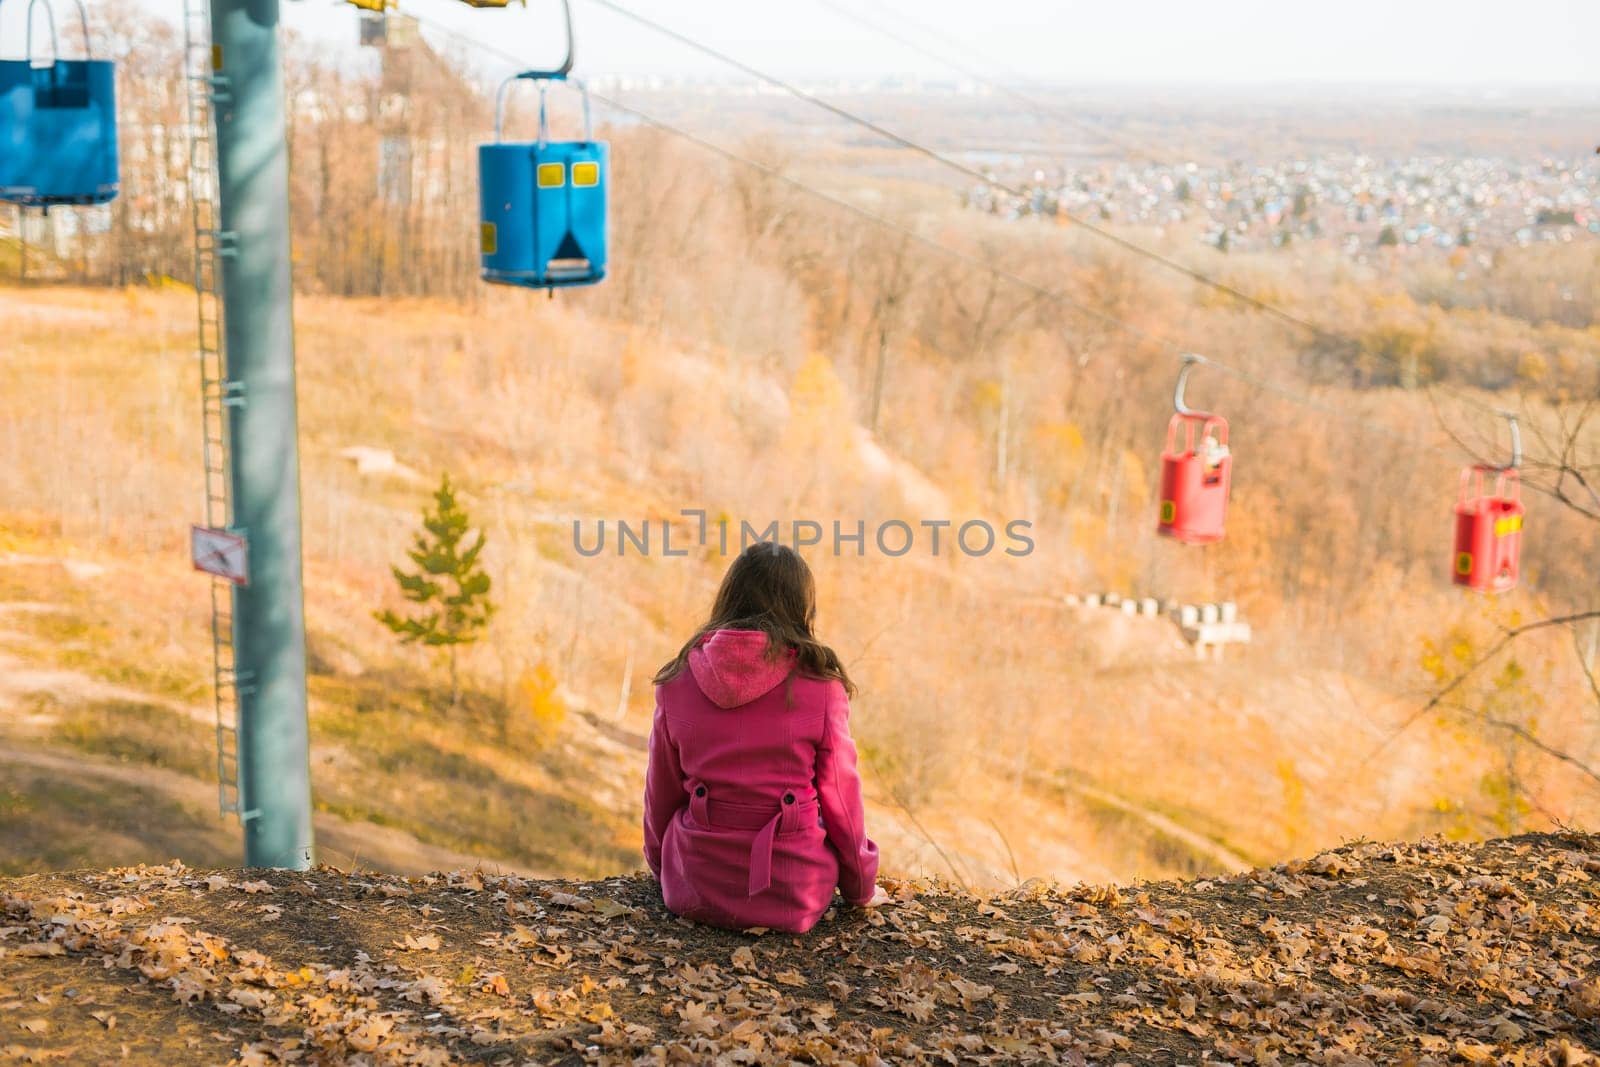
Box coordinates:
[2,833,1598,1065]
[7,4,1599,898]
[3,529,1442,887]
[4,280,1590,890]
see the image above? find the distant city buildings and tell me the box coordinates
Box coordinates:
[962,154,1599,257]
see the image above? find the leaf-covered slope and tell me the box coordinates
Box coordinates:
[2,833,1597,1065]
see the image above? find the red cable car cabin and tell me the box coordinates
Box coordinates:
[1158,412,1230,544]
[1453,465,1523,593]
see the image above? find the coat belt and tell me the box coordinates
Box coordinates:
[687,787,817,897]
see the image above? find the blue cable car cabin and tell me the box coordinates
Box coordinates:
[0,0,118,209]
[479,109,609,290]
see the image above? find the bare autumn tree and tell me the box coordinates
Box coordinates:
[270,18,489,299]
[858,233,919,435]
[101,4,189,285]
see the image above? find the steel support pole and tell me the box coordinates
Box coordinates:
[210,0,313,870]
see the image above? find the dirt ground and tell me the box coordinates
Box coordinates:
[1,832,1597,1065]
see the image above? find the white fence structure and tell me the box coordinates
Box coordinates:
[1064,592,1253,660]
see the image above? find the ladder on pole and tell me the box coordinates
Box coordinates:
[185,0,244,819]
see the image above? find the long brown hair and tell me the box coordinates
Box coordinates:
[654,542,856,697]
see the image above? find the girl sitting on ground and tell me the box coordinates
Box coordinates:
[643,541,884,933]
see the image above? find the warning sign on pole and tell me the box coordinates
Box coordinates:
[191,525,249,586]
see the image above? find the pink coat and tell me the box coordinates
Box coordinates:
[643,629,879,934]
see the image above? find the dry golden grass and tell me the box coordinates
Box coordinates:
[0,281,1594,889]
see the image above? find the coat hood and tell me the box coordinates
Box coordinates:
[688,629,793,708]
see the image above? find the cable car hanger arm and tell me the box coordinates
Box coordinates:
[513,0,574,80]
[1173,353,1212,418]
[1496,409,1522,472]
[489,0,577,141]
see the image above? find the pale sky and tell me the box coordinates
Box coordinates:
[83,0,1600,84]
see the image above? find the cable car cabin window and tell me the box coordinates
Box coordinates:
[33,71,90,110]
[537,162,565,188]
[571,161,599,187]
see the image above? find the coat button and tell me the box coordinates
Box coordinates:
[783,793,794,805]
[694,786,706,797]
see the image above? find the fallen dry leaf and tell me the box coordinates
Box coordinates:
[12,944,63,958]
[397,933,442,951]
[591,897,634,919]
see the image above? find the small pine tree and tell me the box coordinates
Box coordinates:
[376,473,495,708]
